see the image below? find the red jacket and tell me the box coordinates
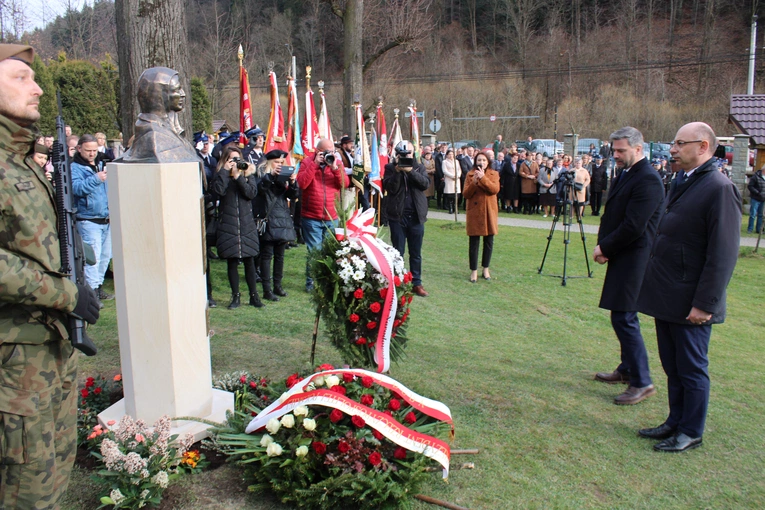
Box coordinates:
[297,152,350,221]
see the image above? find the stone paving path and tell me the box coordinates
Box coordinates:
[427,210,760,247]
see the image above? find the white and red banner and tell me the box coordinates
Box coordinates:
[408,104,420,161]
[318,90,333,142]
[301,89,320,155]
[239,63,252,147]
[376,105,389,174]
[265,71,289,153]
[245,368,453,478]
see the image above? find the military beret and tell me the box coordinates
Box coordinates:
[265,149,288,160]
[0,44,34,65]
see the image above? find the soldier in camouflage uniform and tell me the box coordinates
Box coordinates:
[0,44,100,509]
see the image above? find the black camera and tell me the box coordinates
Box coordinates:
[231,157,249,170]
[322,151,336,165]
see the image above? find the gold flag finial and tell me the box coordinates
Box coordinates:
[306,66,312,90]
[393,108,400,119]
[237,44,244,64]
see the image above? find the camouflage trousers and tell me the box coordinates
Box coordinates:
[0,339,78,510]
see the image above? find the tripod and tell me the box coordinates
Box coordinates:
[538,182,593,286]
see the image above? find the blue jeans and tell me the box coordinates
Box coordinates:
[388,213,424,287]
[77,220,112,289]
[302,217,338,286]
[748,199,763,233]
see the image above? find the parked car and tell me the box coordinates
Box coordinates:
[647,142,671,161]
[533,139,564,157]
[453,139,481,150]
[717,137,754,166]
[576,138,602,156]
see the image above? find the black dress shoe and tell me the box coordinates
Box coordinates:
[638,422,676,440]
[653,432,702,452]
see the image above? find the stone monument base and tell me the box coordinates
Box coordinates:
[98,388,234,442]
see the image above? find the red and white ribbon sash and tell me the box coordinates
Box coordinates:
[244,388,451,478]
[335,208,397,373]
[246,368,453,435]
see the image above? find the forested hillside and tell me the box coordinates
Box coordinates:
[16,0,764,142]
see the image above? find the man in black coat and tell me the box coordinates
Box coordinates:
[434,144,446,209]
[384,140,430,297]
[593,127,665,405]
[637,122,741,452]
[589,154,609,216]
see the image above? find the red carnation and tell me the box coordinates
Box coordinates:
[251,411,257,416]
[260,378,268,387]
[286,373,303,389]
[329,409,344,423]
[408,295,413,304]
[366,321,377,330]
[312,441,327,455]
[349,313,360,323]
[404,272,413,283]
[354,288,364,299]
[370,302,381,313]
[392,391,403,400]
[239,375,247,384]
[388,399,401,411]
[331,385,347,396]
[383,410,392,416]
[404,412,416,424]
[393,319,401,328]
[361,394,374,406]
[338,441,351,454]
[94,387,102,395]
[249,381,257,389]
[355,337,367,345]
[394,276,401,287]
[372,429,384,440]
[379,287,388,299]
[394,447,407,460]
[361,376,374,388]
[343,372,354,383]
[318,363,334,371]
[81,389,89,398]
[400,296,406,306]
[368,342,376,349]
[85,377,95,388]
[351,415,366,428]
[368,452,382,466]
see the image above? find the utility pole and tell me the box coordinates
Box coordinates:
[748,15,758,95]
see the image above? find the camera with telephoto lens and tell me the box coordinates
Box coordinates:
[231,157,249,170]
[556,170,582,190]
[322,151,336,166]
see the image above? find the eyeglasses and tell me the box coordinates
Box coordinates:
[669,140,703,147]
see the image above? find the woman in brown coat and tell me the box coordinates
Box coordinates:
[463,151,500,282]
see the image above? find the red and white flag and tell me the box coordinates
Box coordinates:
[318,89,333,142]
[301,89,320,155]
[265,71,289,153]
[239,57,252,148]
[286,77,303,166]
[376,104,389,171]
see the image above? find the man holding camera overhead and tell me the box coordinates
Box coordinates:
[297,138,350,292]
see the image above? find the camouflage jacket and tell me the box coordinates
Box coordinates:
[0,113,78,344]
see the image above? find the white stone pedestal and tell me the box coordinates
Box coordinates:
[99,162,232,441]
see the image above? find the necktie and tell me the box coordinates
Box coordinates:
[678,172,688,185]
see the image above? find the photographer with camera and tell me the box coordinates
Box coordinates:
[297,138,350,292]
[211,146,263,309]
[384,140,430,297]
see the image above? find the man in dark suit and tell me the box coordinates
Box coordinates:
[434,144,446,210]
[637,122,741,452]
[593,127,665,405]
[589,154,609,216]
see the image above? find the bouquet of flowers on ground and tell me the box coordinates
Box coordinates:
[91,415,193,509]
[214,365,452,510]
[311,209,414,369]
[77,373,123,447]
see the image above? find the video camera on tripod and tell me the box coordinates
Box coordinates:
[554,170,583,205]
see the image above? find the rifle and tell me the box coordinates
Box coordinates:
[52,91,98,356]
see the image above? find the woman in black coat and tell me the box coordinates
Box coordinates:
[254,150,298,301]
[500,153,521,212]
[211,146,263,309]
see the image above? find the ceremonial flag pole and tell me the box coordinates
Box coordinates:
[301,66,320,156]
[238,45,252,148]
[408,100,420,161]
[376,100,389,170]
[317,81,333,142]
[389,108,402,154]
[265,64,289,153]
[369,114,382,227]
[286,69,304,170]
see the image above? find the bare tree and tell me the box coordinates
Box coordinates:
[505,0,546,75]
[115,0,193,141]
[0,0,28,42]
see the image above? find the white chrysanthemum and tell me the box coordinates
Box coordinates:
[352,270,365,281]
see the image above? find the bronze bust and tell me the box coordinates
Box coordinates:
[123,67,200,163]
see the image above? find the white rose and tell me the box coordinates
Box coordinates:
[265,418,281,434]
[302,418,317,431]
[325,375,340,388]
[266,442,283,457]
[294,406,309,417]
[259,434,274,447]
[295,445,309,457]
[280,414,295,428]
[313,375,325,387]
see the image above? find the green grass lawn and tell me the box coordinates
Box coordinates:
[63,220,765,509]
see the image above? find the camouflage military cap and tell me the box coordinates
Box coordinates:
[0,44,34,65]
